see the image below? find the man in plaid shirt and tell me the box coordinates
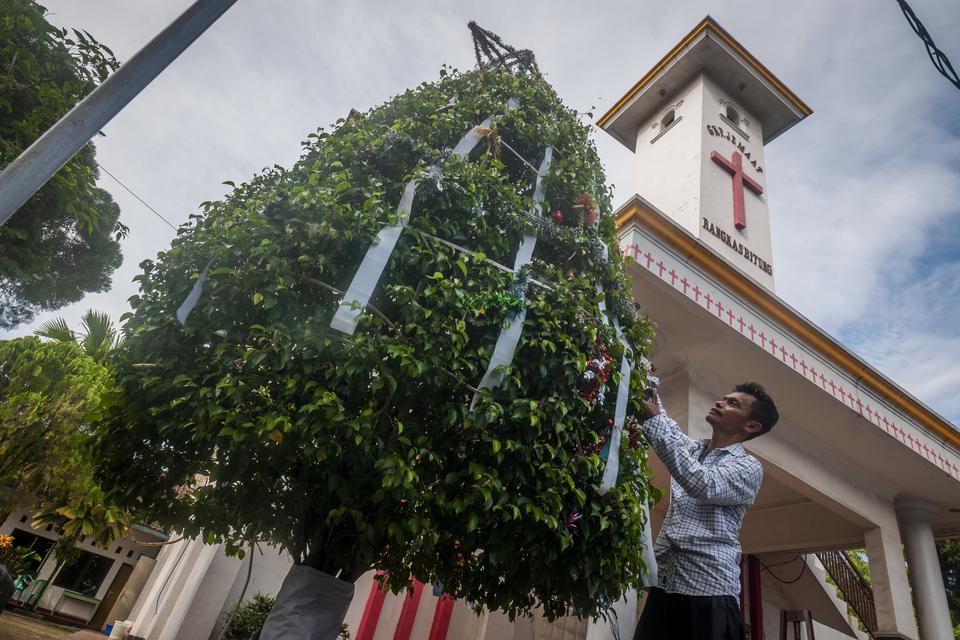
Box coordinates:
[633,382,779,640]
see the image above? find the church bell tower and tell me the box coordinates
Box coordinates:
[599,17,811,291]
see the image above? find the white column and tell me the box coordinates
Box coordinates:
[155,542,219,640]
[895,497,952,640]
[863,525,917,638]
[127,538,190,635]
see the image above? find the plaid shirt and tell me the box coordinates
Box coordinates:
[643,407,763,596]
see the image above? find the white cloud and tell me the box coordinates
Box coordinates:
[5,0,960,424]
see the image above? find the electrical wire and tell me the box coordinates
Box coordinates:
[96,161,179,231]
[759,555,808,584]
[155,537,190,614]
[895,0,960,91]
[215,539,257,640]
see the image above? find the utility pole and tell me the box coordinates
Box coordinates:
[0,0,239,228]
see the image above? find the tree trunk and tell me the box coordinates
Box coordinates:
[258,564,355,640]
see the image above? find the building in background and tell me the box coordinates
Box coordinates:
[0,508,166,629]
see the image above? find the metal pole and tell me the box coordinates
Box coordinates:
[0,0,239,228]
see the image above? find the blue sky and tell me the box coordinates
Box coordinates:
[5,0,960,424]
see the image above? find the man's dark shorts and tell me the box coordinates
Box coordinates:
[633,587,745,640]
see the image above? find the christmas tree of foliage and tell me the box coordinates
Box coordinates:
[96,35,657,620]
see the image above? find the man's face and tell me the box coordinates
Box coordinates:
[705,391,762,441]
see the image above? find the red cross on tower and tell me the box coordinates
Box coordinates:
[710,150,764,230]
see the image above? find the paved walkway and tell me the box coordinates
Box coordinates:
[0,611,83,640]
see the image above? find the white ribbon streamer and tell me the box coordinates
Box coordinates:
[470,146,553,408]
[331,100,519,335]
[594,279,658,586]
[640,499,659,587]
[329,178,417,333]
[599,323,631,493]
[176,259,214,325]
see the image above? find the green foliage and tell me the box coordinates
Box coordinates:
[31,485,130,548]
[0,545,42,577]
[0,0,127,329]
[37,309,121,363]
[221,594,350,640]
[97,67,655,620]
[938,538,960,636]
[0,337,113,511]
[222,593,276,640]
[846,549,869,583]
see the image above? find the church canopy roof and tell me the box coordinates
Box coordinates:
[598,16,812,150]
[616,195,960,454]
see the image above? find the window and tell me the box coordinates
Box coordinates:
[725,104,740,126]
[651,107,682,144]
[52,550,113,596]
[9,529,53,574]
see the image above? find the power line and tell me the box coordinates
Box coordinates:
[96,161,179,232]
[895,0,960,91]
[759,555,808,584]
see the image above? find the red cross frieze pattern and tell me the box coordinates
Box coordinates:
[623,241,960,481]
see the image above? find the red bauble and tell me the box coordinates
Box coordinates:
[551,210,564,224]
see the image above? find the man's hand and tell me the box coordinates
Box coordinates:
[639,389,660,421]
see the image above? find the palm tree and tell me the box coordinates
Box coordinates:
[36,310,119,363]
[25,312,127,606]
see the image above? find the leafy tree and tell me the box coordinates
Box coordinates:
[937,539,960,636]
[97,66,655,620]
[0,333,129,605]
[0,0,127,329]
[0,337,112,511]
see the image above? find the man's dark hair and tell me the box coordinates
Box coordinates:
[736,382,779,440]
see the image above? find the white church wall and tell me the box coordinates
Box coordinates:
[172,547,238,640]
[207,545,293,640]
[686,371,720,441]
[697,75,773,291]
[486,609,518,639]
[632,75,705,235]
[155,541,219,640]
[407,589,439,640]
[125,537,178,628]
[653,367,693,434]
[371,584,408,640]
[177,550,243,640]
[126,538,214,639]
[447,601,489,639]
[583,591,637,640]
[341,570,376,636]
